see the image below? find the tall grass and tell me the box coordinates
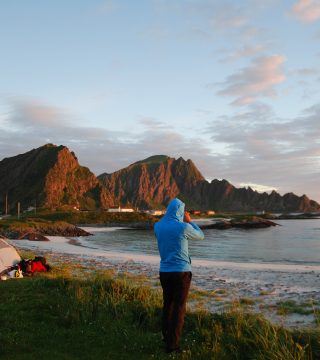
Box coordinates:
[0,269,319,359]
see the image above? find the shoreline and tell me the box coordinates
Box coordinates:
[8,236,320,330]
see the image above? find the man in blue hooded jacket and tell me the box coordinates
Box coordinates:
[154,198,204,353]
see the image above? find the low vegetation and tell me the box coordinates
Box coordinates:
[0,258,319,360]
[0,210,159,239]
[23,209,158,225]
[276,300,319,317]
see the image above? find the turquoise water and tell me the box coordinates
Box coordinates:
[80,219,320,266]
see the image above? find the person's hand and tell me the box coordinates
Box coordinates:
[184,211,191,223]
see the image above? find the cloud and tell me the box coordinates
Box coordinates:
[0,99,216,176]
[159,1,249,31]
[293,67,319,76]
[205,102,320,200]
[214,55,286,105]
[0,99,124,165]
[220,44,271,63]
[206,3,248,29]
[291,0,320,23]
[154,1,263,44]
[138,116,167,129]
[7,100,67,130]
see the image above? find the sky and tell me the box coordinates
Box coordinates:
[0,0,319,202]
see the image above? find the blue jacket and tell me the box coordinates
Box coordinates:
[154,198,204,272]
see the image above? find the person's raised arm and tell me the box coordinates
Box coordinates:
[184,211,204,240]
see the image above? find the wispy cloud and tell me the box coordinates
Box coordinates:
[291,0,320,23]
[214,55,286,105]
[293,67,319,76]
[206,3,249,29]
[0,99,215,176]
[220,44,272,63]
[138,116,167,129]
[8,100,67,129]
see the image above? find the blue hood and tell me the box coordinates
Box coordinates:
[155,197,204,272]
[164,198,185,222]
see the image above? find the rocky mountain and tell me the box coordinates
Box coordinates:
[0,144,114,212]
[98,155,205,209]
[98,155,320,212]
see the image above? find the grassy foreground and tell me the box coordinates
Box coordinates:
[0,262,319,360]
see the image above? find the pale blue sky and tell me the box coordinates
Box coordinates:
[0,0,319,202]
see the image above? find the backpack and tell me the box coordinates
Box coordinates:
[18,259,31,273]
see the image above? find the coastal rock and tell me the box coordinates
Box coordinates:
[198,217,278,230]
[43,225,92,237]
[231,217,278,229]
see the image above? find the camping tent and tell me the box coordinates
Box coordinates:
[0,238,21,274]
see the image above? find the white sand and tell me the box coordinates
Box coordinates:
[8,236,320,329]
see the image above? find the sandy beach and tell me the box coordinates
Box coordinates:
[8,235,320,330]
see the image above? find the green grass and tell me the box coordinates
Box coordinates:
[276,300,319,316]
[239,298,256,306]
[0,217,85,239]
[0,263,319,360]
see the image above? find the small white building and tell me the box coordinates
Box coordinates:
[143,210,165,216]
[107,206,134,213]
[107,206,121,212]
[120,208,135,213]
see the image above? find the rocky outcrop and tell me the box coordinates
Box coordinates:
[0,144,114,211]
[200,217,278,230]
[98,155,320,213]
[0,221,92,240]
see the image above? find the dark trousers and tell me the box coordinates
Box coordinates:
[159,271,192,351]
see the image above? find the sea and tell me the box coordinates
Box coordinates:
[78,219,320,266]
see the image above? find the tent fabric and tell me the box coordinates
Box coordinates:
[0,238,21,274]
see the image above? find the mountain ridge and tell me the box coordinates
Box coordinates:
[0,145,319,213]
[98,154,320,212]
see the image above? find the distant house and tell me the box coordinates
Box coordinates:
[107,206,134,213]
[107,206,121,212]
[120,208,135,213]
[145,210,165,216]
[206,210,215,215]
[190,210,201,215]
